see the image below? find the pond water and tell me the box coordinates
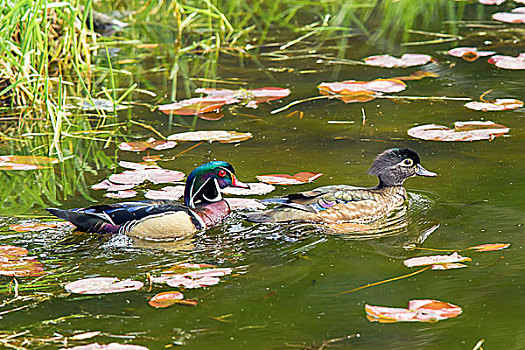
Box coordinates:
[1,1,525,349]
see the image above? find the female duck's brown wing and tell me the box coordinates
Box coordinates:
[244,185,383,223]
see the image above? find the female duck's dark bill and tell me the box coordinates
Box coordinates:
[231,174,250,188]
[416,164,438,177]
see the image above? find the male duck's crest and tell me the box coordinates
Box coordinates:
[184,160,248,208]
[46,161,248,240]
[244,148,436,225]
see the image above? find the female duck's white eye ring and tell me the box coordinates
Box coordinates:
[402,158,414,166]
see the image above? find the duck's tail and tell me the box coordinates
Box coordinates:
[46,208,119,233]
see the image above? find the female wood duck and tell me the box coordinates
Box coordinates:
[245,148,437,224]
[47,161,248,240]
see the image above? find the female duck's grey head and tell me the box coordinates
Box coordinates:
[184,161,248,208]
[367,148,437,187]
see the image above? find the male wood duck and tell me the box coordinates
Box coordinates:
[245,148,437,224]
[47,161,248,240]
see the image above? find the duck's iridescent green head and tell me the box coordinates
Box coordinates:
[367,148,437,187]
[184,161,248,208]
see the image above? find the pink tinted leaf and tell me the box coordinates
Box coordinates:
[195,87,290,108]
[148,291,184,308]
[91,180,135,191]
[9,222,74,232]
[407,121,509,141]
[118,161,161,170]
[447,47,496,61]
[468,243,511,251]
[62,343,149,350]
[105,190,137,199]
[144,186,185,200]
[183,268,232,278]
[366,299,462,323]
[0,155,59,170]
[144,169,185,184]
[175,299,198,306]
[158,97,239,115]
[479,0,505,4]
[431,263,468,270]
[492,11,525,23]
[364,54,432,68]
[403,252,471,267]
[70,331,102,341]
[464,99,523,111]
[222,182,275,196]
[161,263,217,275]
[118,138,176,152]
[109,170,147,185]
[65,277,143,294]
[488,54,525,70]
[256,172,323,185]
[167,130,253,143]
[513,6,525,12]
[225,198,267,210]
[166,275,221,289]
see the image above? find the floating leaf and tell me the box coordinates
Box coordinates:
[366,299,462,323]
[391,70,439,81]
[364,54,432,68]
[165,275,221,289]
[153,264,232,290]
[479,0,505,5]
[158,97,239,115]
[488,53,525,70]
[62,343,149,350]
[222,182,275,195]
[118,138,176,152]
[109,169,185,185]
[144,186,185,200]
[70,331,102,341]
[403,252,471,268]
[447,47,496,62]
[9,221,74,232]
[407,121,509,142]
[118,161,161,170]
[65,277,143,294]
[167,130,252,143]
[468,243,511,251]
[174,299,198,306]
[195,87,290,108]
[225,198,267,210]
[318,79,405,103]
[148,291,184,308]
[256,172,323,185]
[161,263,217,275]
[91,180,135,191]
[105,190,137,199]
[0,155,59,170]
[464,99,523,111]
[492,10,525,23]
[430,263,468,270]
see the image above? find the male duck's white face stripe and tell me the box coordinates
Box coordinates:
[188,166,234,208]
[201,178,222,203]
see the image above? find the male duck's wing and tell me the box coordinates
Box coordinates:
[47,200,199,233]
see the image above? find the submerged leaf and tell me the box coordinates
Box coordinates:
[148,291,184,308]
[366,299,462,323]
[158,97,239,115]
[364,54,432,68]
[256,172,323,185]
[0,258,44,277]
[448,47,496,62]
[407,121,509,141]
[468,243,511,251]
[464,99,523,111]
[430,263,468,270]
[391,70,439,81]
[105,190,137,199]
[167,130,252,143]
[65,277,144,294]
[70,331,102,341]
[403,252,471,268]
[118,138,176,152]
[0,245,28,257]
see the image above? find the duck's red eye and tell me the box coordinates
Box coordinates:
[218,170,227,177]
